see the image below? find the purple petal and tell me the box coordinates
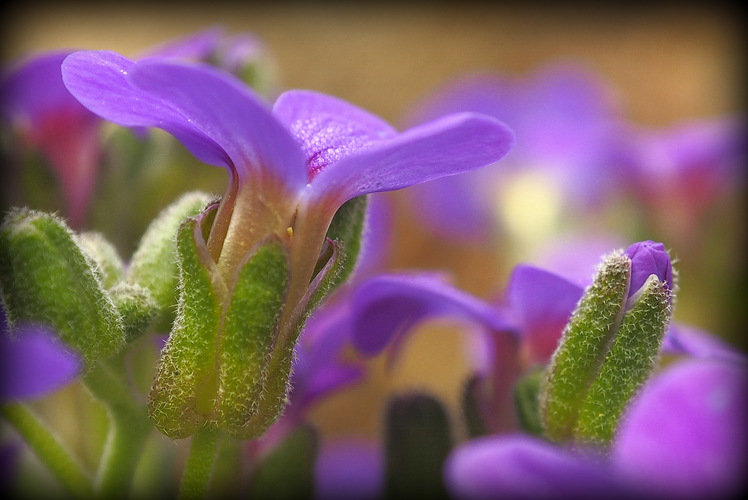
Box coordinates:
[62,52,307,189]
[314,439,383,500]
[445,434,625,499]
[624,240,673,297]
[138,26,223,60]
[291,302,364,414]
[1,324,83,401]
[663,323,747,363]
[505,265,583,364]
[612,358,748,498]
[273,89,397,177]
[350,273,515,357]
[307,113,514,208]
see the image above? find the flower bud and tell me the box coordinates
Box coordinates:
[0,209,124,363]
[540,242,676,447]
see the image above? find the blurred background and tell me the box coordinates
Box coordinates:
[3,1,745,446]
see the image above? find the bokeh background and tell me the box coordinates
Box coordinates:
[3,0,745,446]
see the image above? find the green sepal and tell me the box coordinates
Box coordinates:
[0,208,124,363]
[385,392,453,500]
[127,191,214,322]
[148,209,291,440]
[76,232,125,289]
[513,366,545,437]
[539,252,631,443]
[574,275,672,447]
[217,237,289,437]
[322,194,368,293]
[109,282,159,343]
[234,239,342,440]
[148,212,223,439]
[247,425,318,500]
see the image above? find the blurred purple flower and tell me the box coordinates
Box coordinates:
[446,357,748,499]
[400,63,626,242]
[621,116,746,236]
[0,306,82,402]
[314,439,383,500]
[1,50,103,229]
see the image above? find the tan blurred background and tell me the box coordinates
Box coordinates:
[3,2,745,441]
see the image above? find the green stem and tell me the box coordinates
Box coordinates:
[1,403,93,498]
[82,358,152,498]
[178,425,220,500]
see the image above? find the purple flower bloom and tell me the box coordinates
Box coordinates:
[446,358,748,499]
[399,64,626,242]
[0,306,82,402]
[314,439,383,500]
[622,116,746,225]
[61,50,514,330]
[1,50,103,229]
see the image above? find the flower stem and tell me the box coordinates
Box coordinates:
[178,425,221,500]
[82,357,152,498]
[1,403,93,498]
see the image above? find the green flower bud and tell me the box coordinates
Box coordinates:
[127,191,214,317]
[109,282,159,343]
[539,244,675,448]
[0,208,124,363]
[76,231,125,289]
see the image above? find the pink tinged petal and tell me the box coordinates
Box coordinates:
[273,90,397,177]
[307,113,515,208]
[506,265,583,364]
[350,273,516,357]
[314,439,383,500]
[1,325,83,401]
[445,435,625,499]
[2,51,102,228]
[612,359,748,498]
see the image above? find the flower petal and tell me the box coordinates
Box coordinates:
[1,324,83,401]
[445,434,624,499]
[307,113,514,208]
[273,89,397,178]
[506,265,583,363]
[314,439,383,500]
[128,58,307,188]
[612,358,748,498]
[350,273,515,357]
[62,51,307,189]
[663,323,747,362]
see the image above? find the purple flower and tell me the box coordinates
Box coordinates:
[1,51,103,229]
[622,116,746,233]
[314,439,384,500]
[0,306,82,402]
[399,63,626,242]
[445,357,748,499]
[61,50,514,330]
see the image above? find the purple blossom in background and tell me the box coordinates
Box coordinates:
[620,116,746,239]
[446,358,748,499]
[1,51,103,229]
[399,63,626,242]
[0,306,82,402]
